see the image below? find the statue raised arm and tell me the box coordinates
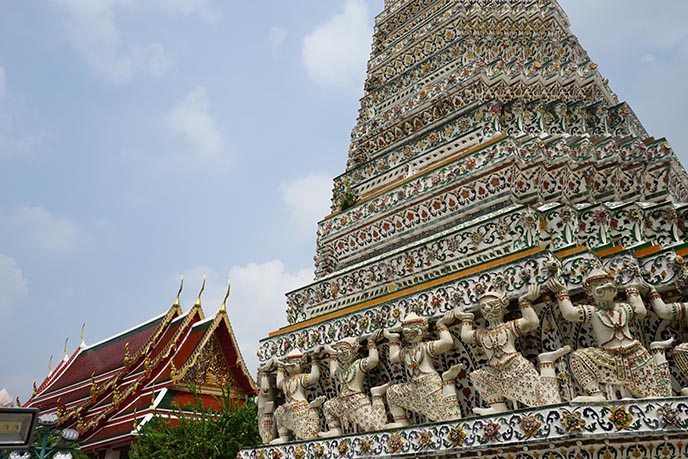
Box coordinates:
[383,312,464,428]
[458,286,570,415]
[271,349,325,444]
[644,281,688,395]
[319,335,390,437]
[257,360,278,444]
[548,269,672,401]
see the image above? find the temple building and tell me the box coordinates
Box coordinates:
[241,0,688,458]
[26,279,257,459]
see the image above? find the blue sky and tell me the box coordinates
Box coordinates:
[1,0,687,402]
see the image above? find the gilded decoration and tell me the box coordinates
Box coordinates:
[608,406,634,430]
[560,409,586,434]
[179,335,235,388]
[447,425,467,447]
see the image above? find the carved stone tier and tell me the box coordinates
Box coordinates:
[239,398,688,459]
[266,247,688,365]
[339,79,623,202]
[305,198,688,323]
[317,134,688,281]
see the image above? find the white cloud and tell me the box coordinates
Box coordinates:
[51,0,219,83]
[0,66,45,156]
[1,206,86,254]
[164,86,225,162]
[131,42,170,78]
[148,0,220,24]
[51,0,165,83]
[0,254,29,318]
[228,261,313,374]
[0,114,45,156]
[558,0,688,162]
[280,174,333,239]
[302,0,373,90]
[266,27,288,52]
[559,0,688,54]
[175,261,313,374]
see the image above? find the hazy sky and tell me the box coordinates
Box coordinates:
[1,0,687,401]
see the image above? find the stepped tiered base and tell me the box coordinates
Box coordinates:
[240,397,688,459]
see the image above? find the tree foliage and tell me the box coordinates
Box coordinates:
[338,185,358,211]
[130,388,260,459]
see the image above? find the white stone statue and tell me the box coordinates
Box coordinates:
[547,268,673,401]
[271,349,325,444]
[319,334,390,437]
[382,311,464,428]
[0,389,12,407]
[456,285,571,415]
[257,362,277,444]
[643,281,688,395]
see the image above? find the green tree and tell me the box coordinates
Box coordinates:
[130,388,260,459]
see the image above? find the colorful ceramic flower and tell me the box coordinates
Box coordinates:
[358,437,373,455]
[658,404,682,428]
[417,430,433,449]
[387,433,403,453]
[448,425,467,447]
[519,414,541,438]
[609,406,633,430]
[337,439,350,456]
[482,420,500,441]
[561,409,586,433]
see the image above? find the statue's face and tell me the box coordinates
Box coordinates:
[402,322,427,343]
[590,280,616,305]
[335,345,356,364]
[480,298,505,322]
[284,358,304,375]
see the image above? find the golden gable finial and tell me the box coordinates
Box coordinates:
[220,276,231,313]
[48,355,53,373]
[63,337,69,361]
[81,323,86,347]
[174,275,184,309]
[194,273,206,307]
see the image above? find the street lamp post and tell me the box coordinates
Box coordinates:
[0,413,82,459]
[0,407,38,450]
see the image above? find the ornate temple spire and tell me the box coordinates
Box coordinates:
[63,337,69,362]
[219,276,231,314]
[173,274,184,313]
[194,274,206,309]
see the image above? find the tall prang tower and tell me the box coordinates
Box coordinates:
[244,1,688,458]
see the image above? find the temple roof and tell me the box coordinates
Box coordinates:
[25,282,257,453]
